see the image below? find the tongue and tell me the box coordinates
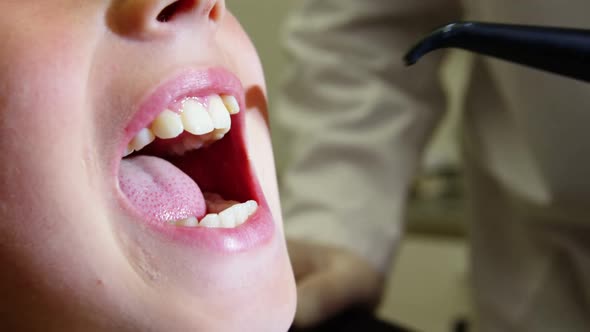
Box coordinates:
[118,155,206,223]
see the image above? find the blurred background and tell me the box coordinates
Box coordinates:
[228,1,473,331]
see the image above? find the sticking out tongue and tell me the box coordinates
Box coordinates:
[119,155,206,223]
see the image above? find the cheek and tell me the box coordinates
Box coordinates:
[245,109,283,227]
[0,11,107,298]
[218,13,267,94]
[0,4,99,141]
[0,10,99,180]
[0,33,92,219]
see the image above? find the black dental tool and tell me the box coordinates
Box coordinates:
[404,21,590,83]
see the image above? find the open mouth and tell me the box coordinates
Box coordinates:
[116,69,266,236]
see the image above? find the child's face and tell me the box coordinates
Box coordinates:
[0,1,295,331]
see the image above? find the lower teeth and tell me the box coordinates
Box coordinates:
[172,194,258,228]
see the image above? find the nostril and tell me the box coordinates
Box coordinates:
[157,0,197,23]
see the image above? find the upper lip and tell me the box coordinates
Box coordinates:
[118,67,245,164]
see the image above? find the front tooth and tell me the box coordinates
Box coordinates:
[130,128,156,151]
[221,95,240,114]
[219,208,237,228]
[232,204,249,225]
[199,214,222,228]
[151,109,184,139]
[181,100,215,135]
[176,216,198,227]
[193,201,259,228]
[207,95,231,130]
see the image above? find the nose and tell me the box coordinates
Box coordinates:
[108,0,226,40]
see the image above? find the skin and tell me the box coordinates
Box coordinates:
[0,0,295,331]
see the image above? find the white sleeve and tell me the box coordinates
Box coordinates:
[275,0,463,272]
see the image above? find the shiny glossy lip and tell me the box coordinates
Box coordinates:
[141,184,276,253]
[118,67,245,160]
[113,67,276,253]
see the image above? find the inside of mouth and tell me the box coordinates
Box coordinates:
[160,129,253,203]
[121,127,257,226]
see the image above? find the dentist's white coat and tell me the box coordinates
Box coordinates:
[277,1,590,331]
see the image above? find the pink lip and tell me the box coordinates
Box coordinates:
[120,67,245,156]
[114,67,276,253]
[144,183,276,253]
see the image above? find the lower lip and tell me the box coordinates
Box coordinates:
[140,195,276,253]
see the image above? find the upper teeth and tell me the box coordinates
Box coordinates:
[124,94,239,157]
